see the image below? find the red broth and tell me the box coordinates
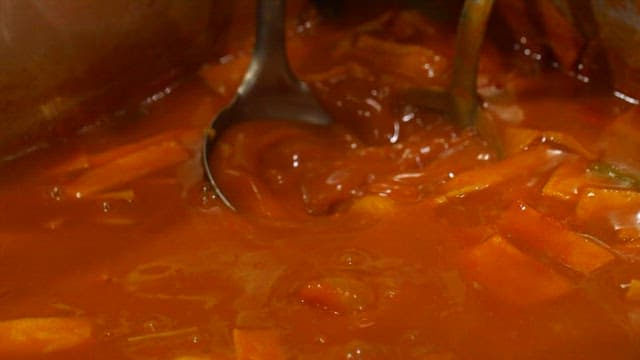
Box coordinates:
[0,6,639,360]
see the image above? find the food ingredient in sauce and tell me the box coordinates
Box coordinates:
[0,4,638,360]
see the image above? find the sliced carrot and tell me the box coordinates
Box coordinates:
[498,202,614,274]
[542,160,588,200]
[49,128,201,178]
[89,189,135,201]
[305,62,374,83]
[502,127,540,156]
[349,195,396,216]
[232,329,286,360]
[502,127,595,159]
[353,35,446,83]
[0,317,92,356]
[297,277,374,314]
[542,131,596,159]
[542,160,616,201]
[436,146,566,202]
[460,234,573,306]
[577,188,640,220]
[48,152,90,175]
[575,188,640,240]
[90,128,200,167]
[65,140,190,198]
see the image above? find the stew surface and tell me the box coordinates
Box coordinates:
[0,4,639,359]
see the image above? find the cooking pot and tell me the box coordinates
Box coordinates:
[0,0,239,158]
[1,0,638,159]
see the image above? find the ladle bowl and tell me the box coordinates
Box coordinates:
[202,0,332,210]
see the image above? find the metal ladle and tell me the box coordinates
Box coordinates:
[202,0,331,210]
[203,0,494,211]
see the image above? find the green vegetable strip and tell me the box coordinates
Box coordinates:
[588,162,640,190]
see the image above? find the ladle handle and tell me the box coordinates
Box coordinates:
[450,0,494,128]
[238,0,299,95]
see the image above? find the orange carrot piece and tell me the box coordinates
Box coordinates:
[49,128,200,178]
[498,202,614,274]
[542,131,596,160]
[353,35,446,83]
[305,62,374,83]
[349,195,396,216]
[437,146,566,201]
[48,153,90,175]
[502,127,540,156]
[575,188,640,239]
[542,161,588,201]
[0,317,92,356]
[65,140,190,198]
[232,329,286,360]
[297,277,374,314]
[542,160,615,201]
[576,188,640,221]
[460,234,573,306]
[90,128,200,167]
[502,127,595,159]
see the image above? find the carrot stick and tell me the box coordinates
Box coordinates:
[542,131,596,160]
[460,234,573,306]
[575,188,640,240]
[542,160,616,201]
[90,128,200,167]
[502,127,595,159]
[0,317,92,356]
[65,140,190,198]
[498,202,614,274]
[542,160,588,201]
[502,127,541,156]
[233,329,286,360]
[48,153,90,175]
[436,145,566,202]
[354,35,447,82]
[298,277,374,314]
[48,128,201,178]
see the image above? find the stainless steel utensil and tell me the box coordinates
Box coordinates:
[202,0,331,210]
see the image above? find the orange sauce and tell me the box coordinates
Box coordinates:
[0,6,638,360]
